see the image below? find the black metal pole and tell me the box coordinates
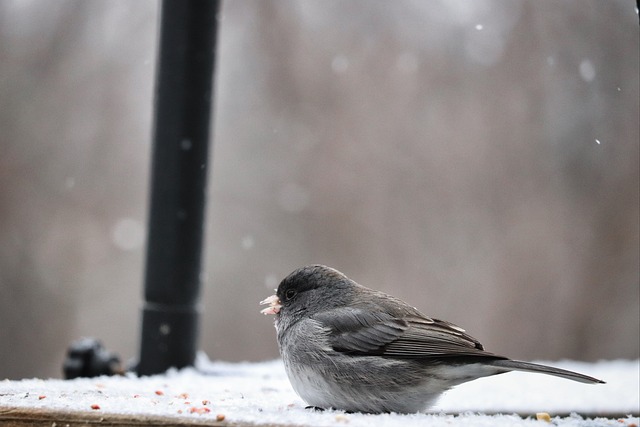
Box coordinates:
[137,0,219,376]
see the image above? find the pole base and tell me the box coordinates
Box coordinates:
[136,303,199,376]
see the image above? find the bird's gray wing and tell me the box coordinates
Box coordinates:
[313,307,500,359]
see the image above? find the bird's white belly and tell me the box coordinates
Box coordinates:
[283,357,448,413]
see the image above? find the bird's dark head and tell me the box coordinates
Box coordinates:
[260,265,354,319]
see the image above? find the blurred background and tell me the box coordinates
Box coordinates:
[0,0,638,380]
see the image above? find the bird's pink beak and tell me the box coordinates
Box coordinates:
[260,294,282,315]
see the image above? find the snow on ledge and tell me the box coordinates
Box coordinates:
[0,356,637,427]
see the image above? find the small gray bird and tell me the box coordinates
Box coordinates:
[260,264,604,414]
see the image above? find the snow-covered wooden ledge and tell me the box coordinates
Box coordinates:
[0,356,637,427]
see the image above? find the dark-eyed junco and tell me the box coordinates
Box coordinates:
[260,265,604,414]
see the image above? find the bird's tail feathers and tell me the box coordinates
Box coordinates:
[489,359,605,384]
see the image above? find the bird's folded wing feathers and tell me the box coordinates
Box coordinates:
[314,308,500,359]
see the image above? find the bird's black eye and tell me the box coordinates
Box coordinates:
[284,289,297,301]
